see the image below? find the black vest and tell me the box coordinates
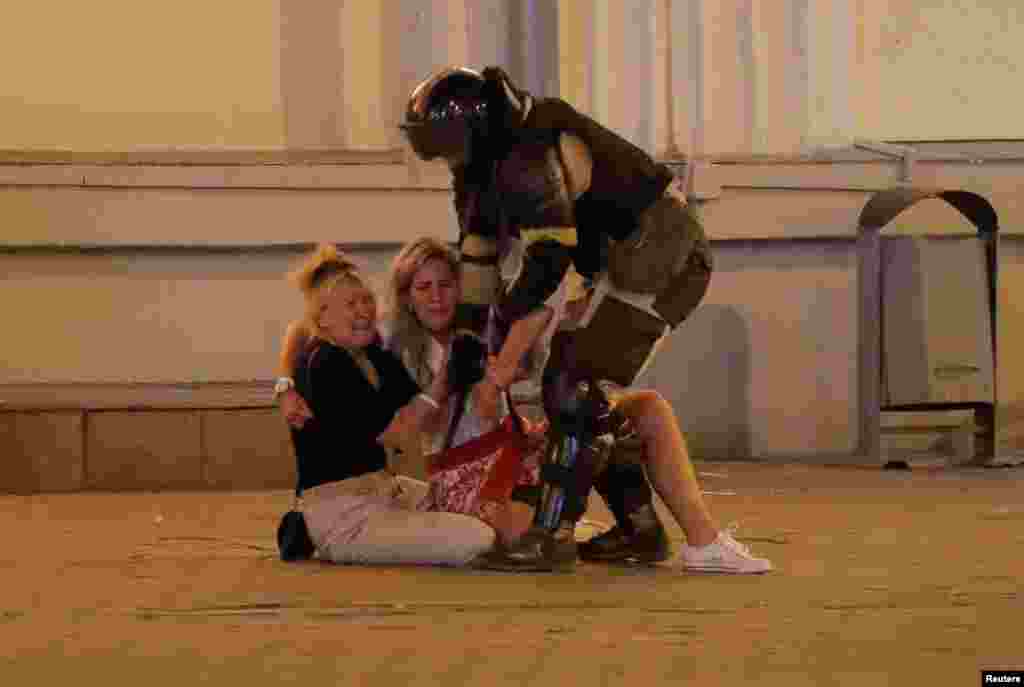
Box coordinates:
[453,97,676,276]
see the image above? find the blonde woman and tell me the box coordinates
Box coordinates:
[382,237,551,448]
[382,237,553,543]
[278,244,494,566]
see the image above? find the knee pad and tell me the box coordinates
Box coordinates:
[544,378,612,439]
[536,430,614,528]
[535,379,617,528]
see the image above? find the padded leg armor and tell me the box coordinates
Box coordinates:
[540,310,676,568]
[479,376,614,572]
[534,380,614,529]
[570,194,711,563]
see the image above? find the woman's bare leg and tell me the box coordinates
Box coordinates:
[614,390,718,547]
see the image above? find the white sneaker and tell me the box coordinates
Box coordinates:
[680,531,773,574]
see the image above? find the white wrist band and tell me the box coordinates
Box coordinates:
[273,376,295,401]
[417,393,440,410]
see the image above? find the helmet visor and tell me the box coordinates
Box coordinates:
[400,120,470,162]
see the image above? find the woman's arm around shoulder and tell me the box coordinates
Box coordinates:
[375,345,451,450]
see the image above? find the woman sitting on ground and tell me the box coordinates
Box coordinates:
[382,237,553,544]
[279,244,495,566]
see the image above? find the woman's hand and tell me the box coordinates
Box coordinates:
[378,349,450,449]
[279,389,313,429]
[485,354,519,391]
[473,353,531,425]
[470,356,503,424]
[523,416,549,436]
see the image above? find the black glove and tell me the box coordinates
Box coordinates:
[447,332,488,392]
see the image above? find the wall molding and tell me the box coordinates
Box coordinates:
[2,146,1021,245]
[0,149,406,166]
[5,144,1021,191]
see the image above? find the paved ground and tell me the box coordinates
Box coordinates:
[1,461,1021,686]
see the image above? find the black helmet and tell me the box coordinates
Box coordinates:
[400,67,488,162]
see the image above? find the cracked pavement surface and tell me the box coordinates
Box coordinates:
[2,461,1021,685]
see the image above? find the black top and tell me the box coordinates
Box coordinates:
[289,340,421,492]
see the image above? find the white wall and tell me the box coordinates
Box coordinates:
[865,0,1024,141]
[1,0,284,150]
[4,0,1024,460]
[7,1,1024,157]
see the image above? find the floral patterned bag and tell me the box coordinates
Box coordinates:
[423,397,544,527]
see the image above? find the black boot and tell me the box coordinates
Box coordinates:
[477,522,578,572]
[581,455,672,564]
[578,510,671,564]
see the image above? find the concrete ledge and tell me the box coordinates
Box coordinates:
[0,383,297,494]
[0,382,276,411]
[201,409,295,490]
[0,411,84,493]
[86,411,203,491]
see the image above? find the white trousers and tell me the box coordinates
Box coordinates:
[302,471,495,567]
